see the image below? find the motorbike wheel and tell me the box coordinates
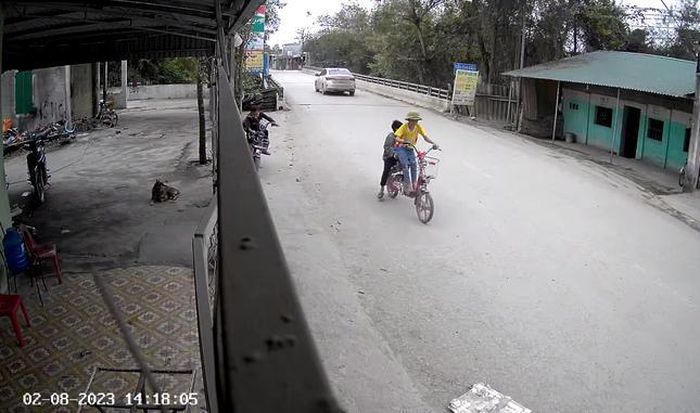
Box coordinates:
[33,168,46,204]
[253,156,261,171]
[112,112,119,127]
[679,165,686,188]
[415,192,434,224]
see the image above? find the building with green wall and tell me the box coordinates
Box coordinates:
[505,52,696,171]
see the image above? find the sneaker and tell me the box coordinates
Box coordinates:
[377,190,384,200]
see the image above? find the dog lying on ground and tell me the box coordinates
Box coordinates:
[151,179,180,203]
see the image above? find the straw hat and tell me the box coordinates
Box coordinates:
[405,111,422,121]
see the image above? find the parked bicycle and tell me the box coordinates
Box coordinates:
[386,143,441,224]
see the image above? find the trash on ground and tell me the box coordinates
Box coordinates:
[448,383,531,413]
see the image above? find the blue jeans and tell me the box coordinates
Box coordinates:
[395,146,417,187]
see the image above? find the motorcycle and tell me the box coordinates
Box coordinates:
[25,136,49,204]
[386,143,441,224]
[246,119,276,171]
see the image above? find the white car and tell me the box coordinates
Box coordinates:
[314,68,356,96]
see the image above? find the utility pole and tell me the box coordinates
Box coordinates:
[683,43,700,192]
[516,8,527,132]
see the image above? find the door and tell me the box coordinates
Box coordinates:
[620,106,641,158]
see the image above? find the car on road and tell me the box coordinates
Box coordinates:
[314,68,356,96]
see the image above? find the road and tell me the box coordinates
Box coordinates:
[261,71,700,412]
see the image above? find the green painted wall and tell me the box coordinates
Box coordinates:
[666,121,690,170]
[586,104,623,153]
[562,92,691,171]
[563,97,589,143]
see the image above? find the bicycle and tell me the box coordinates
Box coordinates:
[386,143,441,224]
[97,100,119,128]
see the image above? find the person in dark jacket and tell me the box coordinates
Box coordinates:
[377,120,404,199]
[242,106,278,155]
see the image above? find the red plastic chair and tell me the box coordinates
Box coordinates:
[19,225,63,284]
[0,295,31,347]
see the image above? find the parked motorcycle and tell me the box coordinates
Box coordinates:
[25,136,49,204]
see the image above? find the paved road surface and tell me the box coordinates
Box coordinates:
[261,71,700,412]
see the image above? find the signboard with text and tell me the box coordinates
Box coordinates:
[452,63,479,106]
[246,3,267,74]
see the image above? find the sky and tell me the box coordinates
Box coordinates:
[267,0,680,47]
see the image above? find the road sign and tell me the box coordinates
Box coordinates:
[452,69,479,106]
[245,50,264,73]
[454,63,478,72]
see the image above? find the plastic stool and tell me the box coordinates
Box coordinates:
[0,295,31,347]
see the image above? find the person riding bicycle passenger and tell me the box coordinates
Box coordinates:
[394,111,439,194]
[377,120,404,200]
[242,106,278,155]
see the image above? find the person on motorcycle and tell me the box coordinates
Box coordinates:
[394,111,439,195]
[242,106,278,155]
[377,120,404,200]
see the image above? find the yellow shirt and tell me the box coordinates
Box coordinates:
[394,123,427,146]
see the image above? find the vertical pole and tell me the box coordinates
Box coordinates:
[0,3,9,295]
[551,81,560,142]
[610,88,621,163]
[64,66,72,129]
[516,11,526,131]
[684,55,700,192]
[102,61,108,104]
[119,60,128,109]
[93,63,100,117]
[506,81,513,126]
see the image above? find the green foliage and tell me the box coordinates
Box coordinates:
[127,58,199,84]
[302,0,698,88]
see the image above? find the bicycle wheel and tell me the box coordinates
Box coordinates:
[415,192,434,224]
[679,166,685,188]
[387,175,400,198]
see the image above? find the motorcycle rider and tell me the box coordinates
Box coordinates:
[394,111,439,195]
[377,120,404,200]
[242,106,278,155]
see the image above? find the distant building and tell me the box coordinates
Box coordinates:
[273,43,305,70]
[505,51,696,171]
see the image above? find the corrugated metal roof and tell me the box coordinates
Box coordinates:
[503,51,696,98]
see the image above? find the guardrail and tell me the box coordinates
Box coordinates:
[192,200,219,412]
[212,64,340,412]
[304,65,450,101]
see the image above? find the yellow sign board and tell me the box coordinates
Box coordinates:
[245,50,264,73]
[452,69,479,105]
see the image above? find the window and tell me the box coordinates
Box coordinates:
[594,106,613,127]
[329,68,352,75]
[569,102,579,110]
[684,128,691,152]
[647,118,664,141]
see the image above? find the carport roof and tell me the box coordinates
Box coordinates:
[503,51,696,99]
[3,0,263,70]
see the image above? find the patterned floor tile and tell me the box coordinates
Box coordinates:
[0,266,204,412]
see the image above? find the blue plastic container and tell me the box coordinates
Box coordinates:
[3,228,29,273]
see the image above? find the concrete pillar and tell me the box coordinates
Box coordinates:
[103,61,108,104]
[117,59,128,109]
[684,65,700,192]
[0,5,12,294]
[64,65,72,129]
[93,63,100,116]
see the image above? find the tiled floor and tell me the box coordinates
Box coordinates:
[0,266,204,412]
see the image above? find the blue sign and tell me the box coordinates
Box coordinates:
[454,63,478,72]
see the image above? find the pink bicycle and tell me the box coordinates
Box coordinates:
[386,143,441,224]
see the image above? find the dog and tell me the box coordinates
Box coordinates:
[151,179,180,203]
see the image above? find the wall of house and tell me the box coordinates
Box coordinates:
[18,66,69,131]
[71,64,95,119]
[2,70,16,127]
[561,85,692,170]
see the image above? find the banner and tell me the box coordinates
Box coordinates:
[245,50,264,73]
[452,64,479,106]
[246,2,266,73]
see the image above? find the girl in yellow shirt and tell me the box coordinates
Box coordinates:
[394,111,439,194]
